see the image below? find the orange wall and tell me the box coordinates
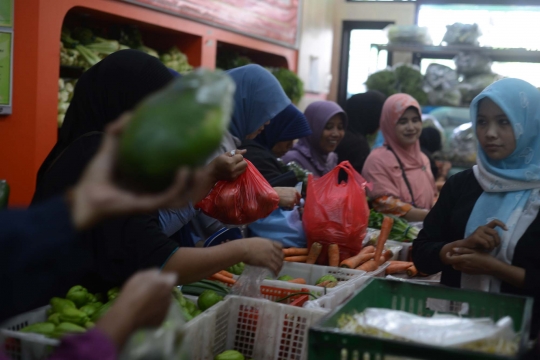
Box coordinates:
[1,0,297,206]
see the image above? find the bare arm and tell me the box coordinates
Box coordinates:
[162,238,283,284]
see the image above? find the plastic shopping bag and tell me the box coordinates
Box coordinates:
[303,161,370,265]
[196,160,279,225]
[119,300,189,360]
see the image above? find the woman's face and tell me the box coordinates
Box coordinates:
[319,114,345,154]
[395,108,422,148]
[246,121,271,140]
[476,98,516,160]
[272,140,294,158]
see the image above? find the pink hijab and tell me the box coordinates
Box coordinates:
[362,94,436,210]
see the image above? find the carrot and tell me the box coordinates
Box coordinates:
[340,251,375,269]
[385,261,414,275]
[288,278,307,284]
[209,273,236,285]
[377,249,394,266]
[407,265,418,277]
[284,255,308,262]
[328,244,340,267]
[374,216,394,262]
[283,248,309,256]
[356,259,379,272]
[218,270,234,278]
[359,245,376,255]
[306,242,323,264]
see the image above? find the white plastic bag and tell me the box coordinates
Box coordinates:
[119,300,189,360]
[230,265,272,298]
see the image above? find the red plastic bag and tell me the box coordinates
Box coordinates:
[195,160,279,225]
[303,161,370,265]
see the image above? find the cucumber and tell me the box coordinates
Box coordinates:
[182,280,230,298]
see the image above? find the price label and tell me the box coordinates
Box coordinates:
[0,32,11,107]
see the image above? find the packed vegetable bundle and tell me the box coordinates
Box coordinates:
[368,210,419,242]
[366,64,428,105]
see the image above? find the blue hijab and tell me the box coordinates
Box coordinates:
[464,78,540,291]
[226,64,290,140]
[255,104,312,150]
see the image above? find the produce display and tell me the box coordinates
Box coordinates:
[227,262,245,276]
[368,210,419,242]
[160,46,193,74]
[215,349,252,360]
[337,309,519,356]
[20,285,114,338]
[57,78,76,127]
[366,64,428,105]
[116,68,235,193]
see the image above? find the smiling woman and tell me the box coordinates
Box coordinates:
[282,101,348,177]
[362,94,437,222]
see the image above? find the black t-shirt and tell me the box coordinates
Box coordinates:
[32,134,179,293]
[413,169,540,336]
[240,140,298,187]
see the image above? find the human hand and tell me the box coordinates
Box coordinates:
[274,187,301,210]
[210,149,247,182]
[460,220,507,251]
[240,237,284,275]
[70,114,207,230]
[444,247,498,275]
[96,269,177,349]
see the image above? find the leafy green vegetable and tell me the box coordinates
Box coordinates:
[366,65,427,105]
[368,210,418,242]
[269,67,304,105]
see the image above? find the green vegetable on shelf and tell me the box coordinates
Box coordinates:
[59,308,89,327]
[227,262,245,275]
[50,297,76,315]
[368,209,419,242]
[160,46,193,74]
[47,313,61,326]
[66,285,90,308]
[315,275,337,286]
[107,287,120,301]
[53,322,86,338]
[20,322,56,337]
[71,27,95,46]
[197,290,223,311]
[277,275,294,281]
[91,301,114,322]
[215,349,245,360]
[268,67,304,105]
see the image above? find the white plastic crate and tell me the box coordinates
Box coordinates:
[302,262,389,311]
[185,295,326,360]
[277,262,366,290]
[0,306,58,360]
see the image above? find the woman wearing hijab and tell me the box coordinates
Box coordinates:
[32,51,283,293]
[159,64,300,239]
[362,94,436,222]
[335,91,387,173]
[239,104,312,187]
[412,78,540,337]
[282,101,347,177]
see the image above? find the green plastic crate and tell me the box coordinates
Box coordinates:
[309,278,533,360]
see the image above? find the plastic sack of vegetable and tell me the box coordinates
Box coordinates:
[338,308,518,356]
[196,160,280,225]
[303,161,370,265]
[448,122,477,167]
[454,52,492,76]
[385,25,432,45]
[119,300,189,360]
[458,73,503,104]
[424,63,459,91]
[442,23,482,46]
[428,88,462,107]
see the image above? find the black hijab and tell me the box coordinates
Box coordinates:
[345,91,387,136]
[419,127,442,154]
[33,50,173,203]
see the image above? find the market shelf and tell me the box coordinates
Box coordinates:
[371,43,540,64]
[216,41,290,69]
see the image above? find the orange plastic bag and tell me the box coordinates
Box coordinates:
[196,160,280,225]
[303,161,370,265]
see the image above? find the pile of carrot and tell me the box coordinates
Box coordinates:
[385,262,418,277]
[283,247,309,262]
[283,216,395,273]
[209,270,236,285]
[339,216,394,272]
